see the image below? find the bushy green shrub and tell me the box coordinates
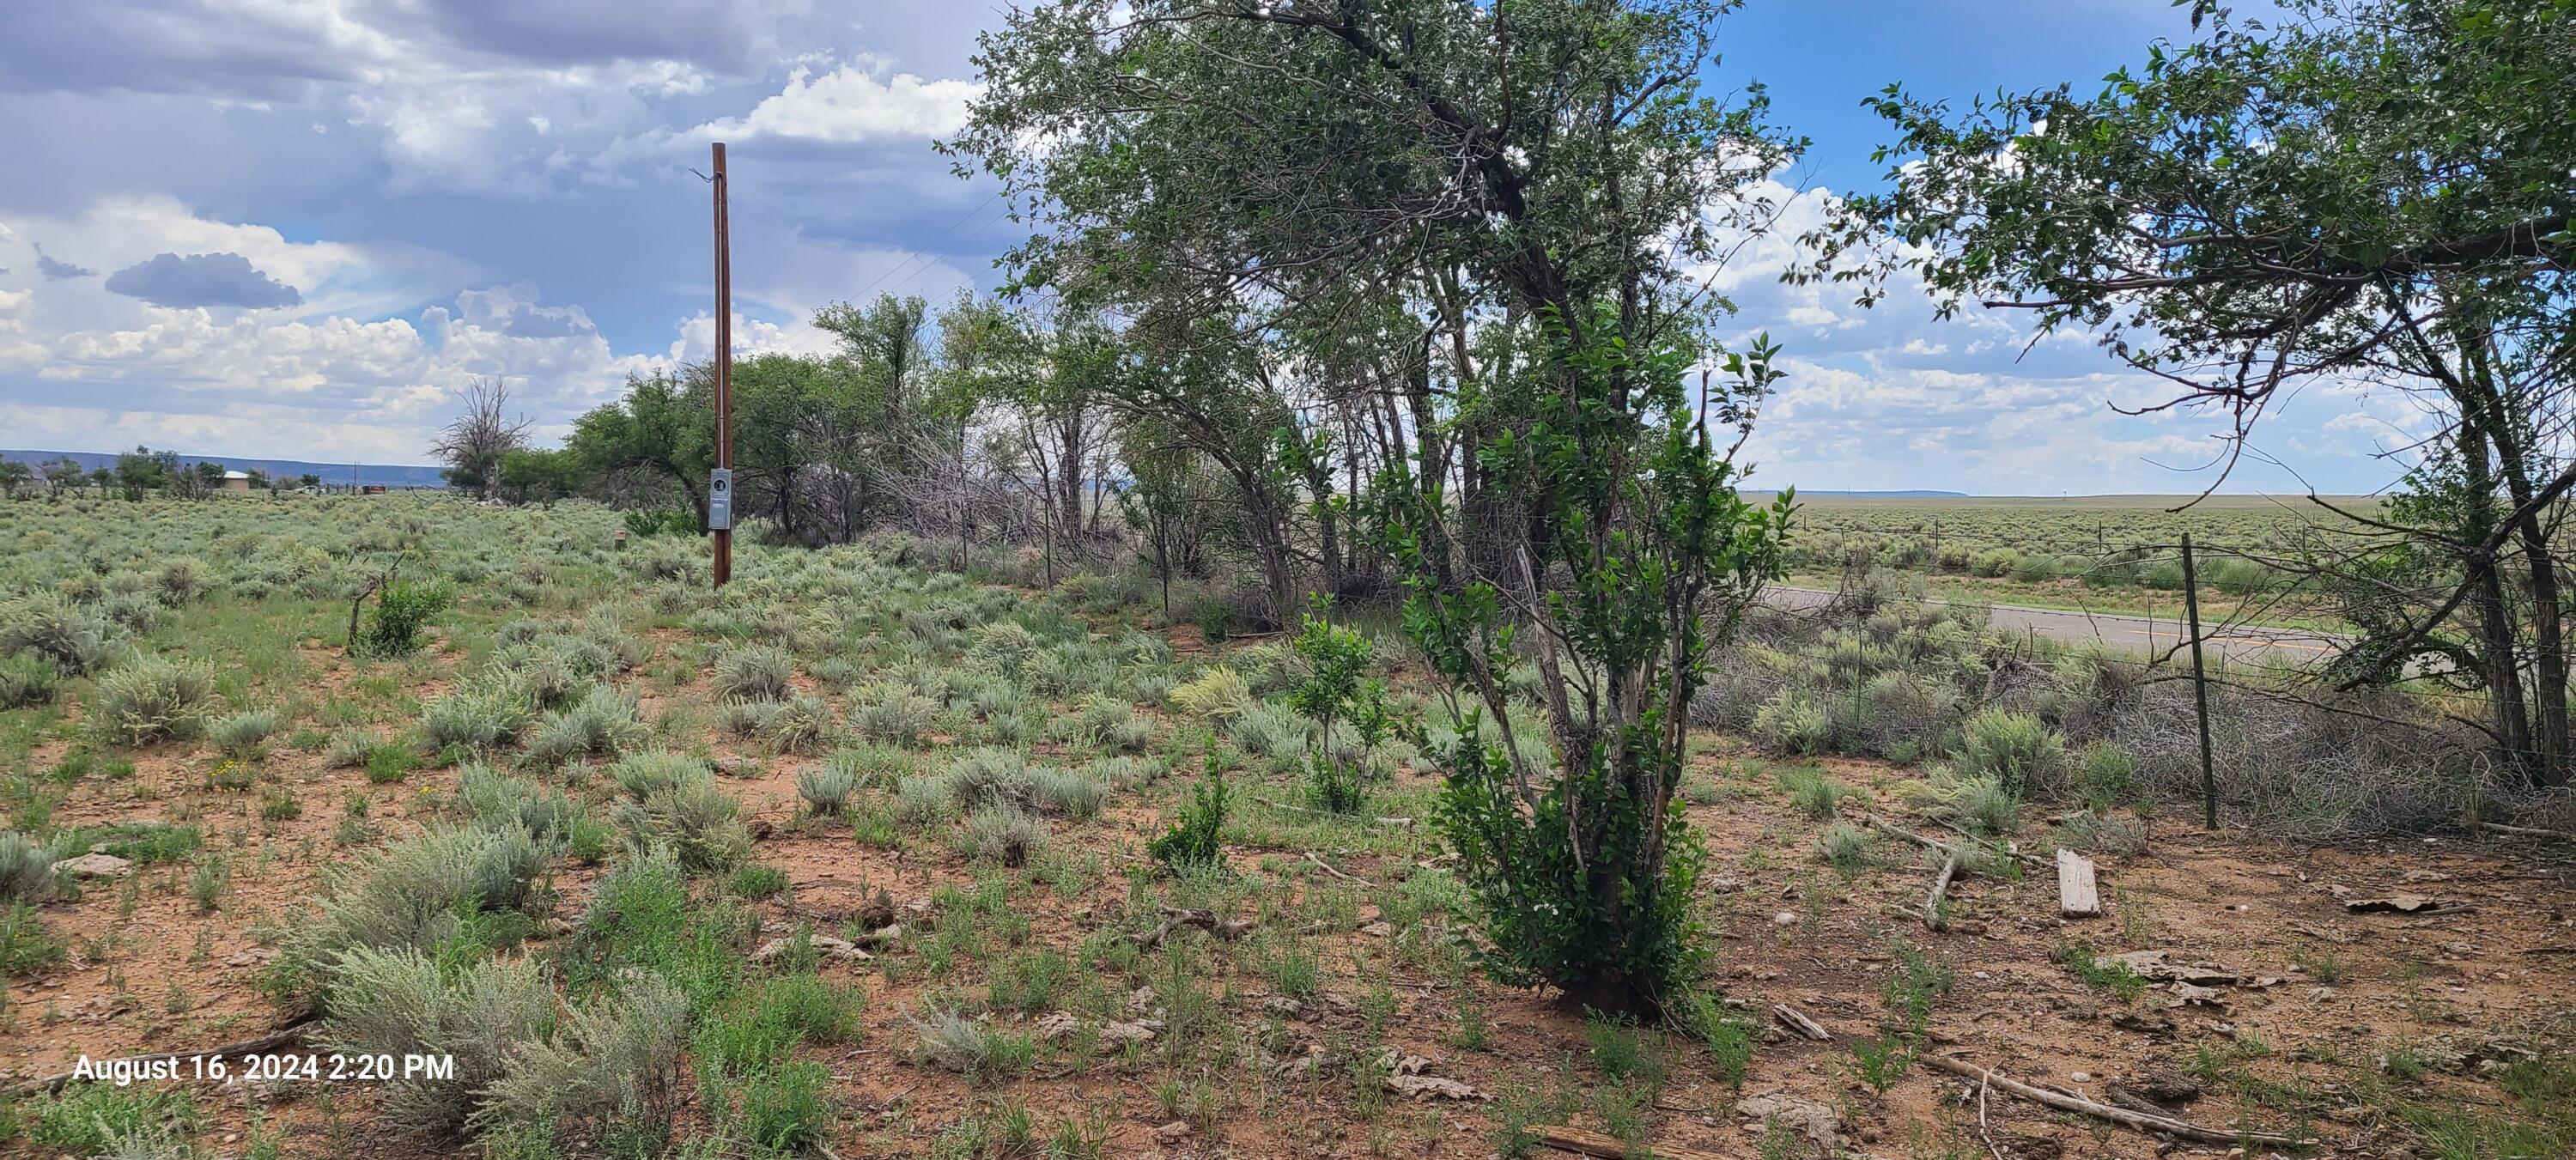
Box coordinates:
[475,977,691,1144]
[318,946,557,1136]
[358,580,452,658]
[1905,768,2022,836]
[1069,693,1151,753]
[1959,708,2069,799]
[2075,740,2139,811]
[852,683,939,746]
[0,653,63,709]
[763,692,834,754]
[1,830,57,903]
[526,683,647,766]
[421,672,538,752]
[0,593,111,675]
[1169,665,1253,721]
[963,804,1050,866]
[12,1082,201,1157]
[1149,772,1229,870]
[1751,686,1832,755]
[152,556,210,606]
[712,645,794,702]
[1230,700,1310,764]
[208,708,283,759]
[894,774,958,823]
[615,772,752,874]
[943,747,1036,811]
[1031,767,1106,818]
[964,622,1039,675]
[1776,765,1850,819]
[88,653,216,745]
[273,825,556,1007]
[796,766,859,816]
[455,765,583,844]
[823,742,912,789]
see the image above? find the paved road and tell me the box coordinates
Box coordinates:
[1767,586,2347,667]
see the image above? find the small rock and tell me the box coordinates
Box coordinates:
[1359,921,1393,938]
[1386,1073,1487,1101]
[2069,1071,2092,1083]
[52,853,131,879]
[1773,911,1798,927]
[1151,1120,1192,1143]
[1099,1019,1160,1050]
[1738,1092,1842,1147]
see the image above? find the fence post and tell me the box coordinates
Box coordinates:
[2181,532,2217,829]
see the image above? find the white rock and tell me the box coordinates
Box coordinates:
[52,853,131,879]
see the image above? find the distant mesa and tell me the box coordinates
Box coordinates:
[1747,489,1970,498]
[0,449,447,489]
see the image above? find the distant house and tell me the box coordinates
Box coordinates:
[221,471,252,492]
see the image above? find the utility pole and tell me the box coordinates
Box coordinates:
[709,142,734,588]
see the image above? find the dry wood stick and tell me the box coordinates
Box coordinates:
[1303,850,1380,889]
[1771,1003,1832,1042]
[1924,852,1962,931]
[1532,1125,1730,1160]
[2482,821,2572,841]
[1923,1054,2305,1148]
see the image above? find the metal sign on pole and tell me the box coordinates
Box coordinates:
[710,142,733,589]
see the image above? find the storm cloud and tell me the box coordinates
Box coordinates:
[103,252,302,308]
[35,249,94,279]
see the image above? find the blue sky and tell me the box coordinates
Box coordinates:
[0,1,2424,495]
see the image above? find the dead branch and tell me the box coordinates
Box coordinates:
[1924,1054,2306,1148]
[2482,821,2573,842]
[1923,852,1961,931]
[1303,850,1380,889]
[1531,1124,1730,1160]
[1132,907,1253,949]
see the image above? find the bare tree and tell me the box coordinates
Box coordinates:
[430,380,533,501]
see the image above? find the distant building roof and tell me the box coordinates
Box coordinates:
[222,470,252,479]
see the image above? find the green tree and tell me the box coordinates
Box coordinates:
[566,370,714,527]
[113,446,169,499]
[1287,597,1398,814]
[957,0,1801,1011]
[39,457,86,499]
[497,448,579,505]
[1816,0,2576,786]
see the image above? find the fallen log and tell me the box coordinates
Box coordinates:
[1923,1054,2305,1149]
[6,1019,317,1097]
[1532,1125,1730,1160]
